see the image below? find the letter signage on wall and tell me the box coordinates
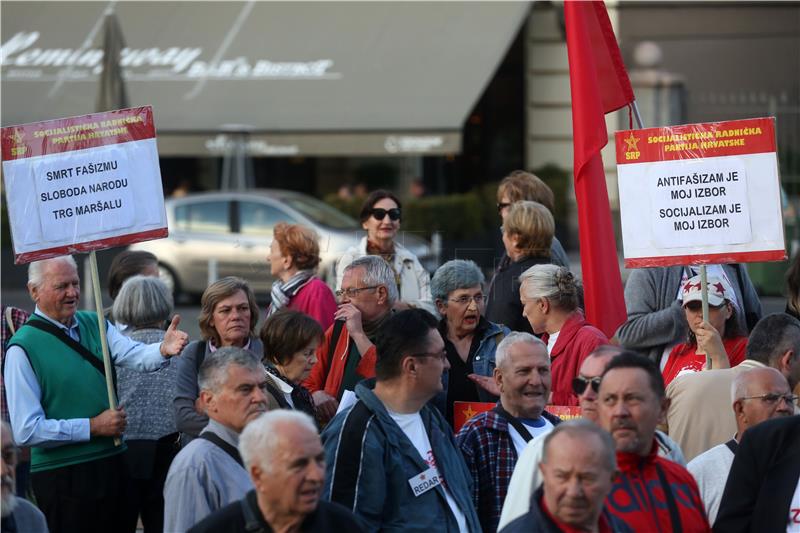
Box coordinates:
[1,106,168,264]
[616,117,785,268]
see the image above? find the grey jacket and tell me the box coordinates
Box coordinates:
[173,337,264,445]
[615,265,761,362]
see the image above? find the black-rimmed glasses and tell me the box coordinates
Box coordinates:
[739,393,798,406]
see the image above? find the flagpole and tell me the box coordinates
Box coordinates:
[631,100,645,130]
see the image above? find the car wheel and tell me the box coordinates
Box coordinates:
[158,263,182,302]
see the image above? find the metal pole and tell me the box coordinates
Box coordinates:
[700,264,711,369]
[631,100,645,130]
[88,251,121,446]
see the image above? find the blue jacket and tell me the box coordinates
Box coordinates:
[322,381,481,533]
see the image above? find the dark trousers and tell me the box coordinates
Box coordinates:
[121,435,180,533]
[31,452,129,533]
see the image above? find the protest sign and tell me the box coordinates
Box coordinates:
[453,401,582,431]
[1,106,167,264]
[615,117,785,268]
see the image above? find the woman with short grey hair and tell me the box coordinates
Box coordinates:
[431,259,510,425]
[112,275,180,533]
[519,264,608,405]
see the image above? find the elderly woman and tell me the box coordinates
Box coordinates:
[486,201,555,334]
[259,309,323,419]
[519,264,608,406]
[661,275,747,386]
[432,259,510,425]
[173,276,263,444]
[336,189,435,313]
[113,275,179,533]
[267,222,337,330]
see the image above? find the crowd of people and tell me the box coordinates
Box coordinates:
[1,171,799,533]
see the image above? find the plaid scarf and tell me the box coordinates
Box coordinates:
[267,270,314,317]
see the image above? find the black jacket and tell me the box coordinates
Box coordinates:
[486,254,551,334]
[714,415,800,533]
[500,486,630,533]
[189,490,367,533]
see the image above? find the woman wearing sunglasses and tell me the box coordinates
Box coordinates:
[518,264,608,405]
[661,275,748,387]
[336,189,435,313]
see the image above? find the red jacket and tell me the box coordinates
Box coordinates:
[286,278,337,331]
[542,311,608,406]
[302,322,377,399]
[606,441,710,533]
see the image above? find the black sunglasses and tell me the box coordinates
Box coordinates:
[572,376,602,396]
[370,208,401,221]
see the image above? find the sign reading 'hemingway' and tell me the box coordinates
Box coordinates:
[615,117,785,268]
[1,107,168,264]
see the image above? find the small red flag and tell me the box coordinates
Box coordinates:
[564,0,631,338]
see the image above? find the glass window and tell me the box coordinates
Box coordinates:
[174,201,229,234]
[239,201,294,236]
[281,195,357,230]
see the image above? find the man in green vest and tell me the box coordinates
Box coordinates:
[5,255,189,533]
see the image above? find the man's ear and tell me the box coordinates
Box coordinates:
[732,399,746,424]
[28,282,39,303]
[401,354,417,377]
[199,390,214,414]
[658,396,671,426]
[779,350,794,376]
[376,285,389,305]
[493,367,504,393]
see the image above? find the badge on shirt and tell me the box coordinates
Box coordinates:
[408,467,442,497]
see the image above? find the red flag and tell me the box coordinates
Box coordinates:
[564,0,631,338]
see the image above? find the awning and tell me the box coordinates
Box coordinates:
[1,1,530,156]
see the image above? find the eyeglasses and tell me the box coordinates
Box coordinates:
[448,294,486,306]
[335,286,378,298]
[739,393,798,406]
[370,208,401,221]
[572,376,602,396]
[496,202,511,213]
[411,350,447,363]
[1,446,18,466]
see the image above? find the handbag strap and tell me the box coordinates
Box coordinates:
[724,438,739,454]
[493,403,534,442]
[23,317,117,392]
[655,462,683,533]
[198,431,244,468]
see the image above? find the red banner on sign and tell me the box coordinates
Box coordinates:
[615,117,776,165]
[452,402,583,431]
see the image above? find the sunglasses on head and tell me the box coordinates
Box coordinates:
[572,375,602,396]
[370,208,401,221]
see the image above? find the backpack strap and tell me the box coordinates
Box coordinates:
[493,403,534,442]
[193,341,208,373]
[198,431,244,468]
[327,320,345,366]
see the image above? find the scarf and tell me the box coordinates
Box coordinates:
[366,240,402,295]
[267,270,314,317]
[362,309,393,342]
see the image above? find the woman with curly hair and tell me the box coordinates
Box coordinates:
[267,223,337,330]
[519,264,609,405]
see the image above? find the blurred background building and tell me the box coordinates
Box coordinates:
[2,0,799,293]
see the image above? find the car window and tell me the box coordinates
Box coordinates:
[281,195,357,230]
[174,201,229,234]
[239,201,294,235]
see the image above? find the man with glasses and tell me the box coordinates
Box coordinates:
[498,345,685,530]
[322,309,480,532]
[304,256,397,424]
[688,367,794,525]
[666,313,800,461]
[1,421,48,532]
[456,332,560,533]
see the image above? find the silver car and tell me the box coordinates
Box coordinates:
[129,189,435,300]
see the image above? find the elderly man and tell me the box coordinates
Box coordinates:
[323,309,480,531]
[304,255,397,423]
[4,256,188,533]
[500,420,625,533]
[598,352,709,531]
[666,313,800,461]
[455,332,560,533]
[498,345,685,530]
[2,421,47,532]
[688,367,794,525]
[163,347,270,532]
[189,411,365,532]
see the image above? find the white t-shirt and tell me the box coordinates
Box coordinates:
[507,417,554,456]
[388,410,468,533]
[546,331,560,355]
[788,475,800,532]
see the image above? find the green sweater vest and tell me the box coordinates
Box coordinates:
[9,311,124,472]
